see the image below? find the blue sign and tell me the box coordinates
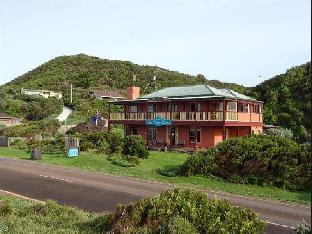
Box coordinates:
[145,115,172,127]
[68,147,79,157]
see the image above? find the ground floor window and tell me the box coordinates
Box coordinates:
[189,127,201,143]
[130,127,138,135]
[148,127,157,140]
[197,128,201,143]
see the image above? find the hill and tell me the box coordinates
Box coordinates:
[1,54,249,103]
[252,62,311,140]
[0,54,310,140]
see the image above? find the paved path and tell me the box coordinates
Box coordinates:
[0,157,310,233]
[56,106,73,122]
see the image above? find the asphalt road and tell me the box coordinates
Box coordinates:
[0,157,310,233]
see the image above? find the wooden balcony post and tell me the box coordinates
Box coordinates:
[169,100,172,149]
[222,98,226,140]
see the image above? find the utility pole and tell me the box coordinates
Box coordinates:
[70,83,73,103]
[95,109,99,126]
[153,75,157,91]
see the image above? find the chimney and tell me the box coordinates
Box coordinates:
[127,86,140,100]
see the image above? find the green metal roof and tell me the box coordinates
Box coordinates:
[138,85,256,101]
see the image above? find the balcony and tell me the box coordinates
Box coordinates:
[110,111,242,121]
[109,111,262,122]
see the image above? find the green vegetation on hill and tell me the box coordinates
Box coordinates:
[252,62,311,141]
[0,54,310,140]
[1,54,247,105]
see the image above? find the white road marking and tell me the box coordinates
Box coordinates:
[0,189,45,204]
[39,174,72,183]
[266,221,296,230]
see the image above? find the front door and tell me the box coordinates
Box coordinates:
[170,126,177,146]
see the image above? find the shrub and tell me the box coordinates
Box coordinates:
[80,141,94,152]
[0,201,12,216]
[107,188,265,233]
[160,215,197,234]
[24,137,65,154]
[180,135,311,191]
[266,127,293,139]
[123,135,149,159]
[108,155,139,167]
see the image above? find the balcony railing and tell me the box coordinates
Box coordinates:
[110,111,262,122]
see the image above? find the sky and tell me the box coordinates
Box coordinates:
[0,0,310,86]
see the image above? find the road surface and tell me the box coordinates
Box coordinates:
[56,106,73,122]
[0,157,310,233]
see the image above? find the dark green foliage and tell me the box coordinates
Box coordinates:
[27,138,65,154]
[0,94,63,120]
[108,188,265,233]
[0,201,13,216]
[180,135,311,191]
[78,130,124,155]
[266,127,293,138]
[107,154,140,167]
[0,119,61,138]
[123,135,149,159]
[252,62,311,141]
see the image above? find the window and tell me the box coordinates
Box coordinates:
[254,105,261,113]
[211,102,223,111]
[245,104,250,113]
[189,126,201,143]
[148,127,157,140]
[148,104,156,112]
[130,127,138,135]
[197,128,201,143]
[189,127,195,143]
[238,103,249,112]
[130,105,138,113]
[173,104,178,112]
[227,101,237,111]
[190,103,201,112]
[238,103,244,112]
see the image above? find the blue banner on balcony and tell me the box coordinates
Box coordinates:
[145,115,172,127]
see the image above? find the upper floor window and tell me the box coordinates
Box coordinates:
[190,103,201,112]
[254,105,262,113]
[227,101,237,111]
[238,103,249,113]
[211,102,223,111]
[148,104,156,113]
[173,104,178,112]
[130,105,138,113]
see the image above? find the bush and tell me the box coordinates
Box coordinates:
[79,141,94,152]
[25,137,65,154]
[78,130,124,154]
[123,135,149,159]
[108,155,139,167]
[266,127,293,139]
[107,188,265,233]
[0,201,13,216]
[180,135,311,191]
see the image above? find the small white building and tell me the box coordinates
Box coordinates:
[21,88,62,99]
[91,90,124,100]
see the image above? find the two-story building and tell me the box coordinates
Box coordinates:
[108,85,263,149]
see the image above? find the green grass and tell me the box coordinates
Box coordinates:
[0,147,310,205]
[0,194,109,233]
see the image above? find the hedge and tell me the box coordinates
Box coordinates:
[180,135,311,191]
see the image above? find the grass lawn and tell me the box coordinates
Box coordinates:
[0,147,310,205]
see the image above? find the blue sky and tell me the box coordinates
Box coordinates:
[0,0,310,86]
